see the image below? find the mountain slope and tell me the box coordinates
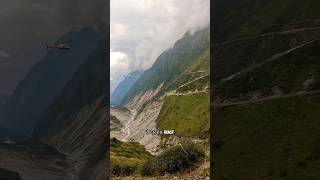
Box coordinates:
[110,139,152,176]
[114,27,210,154]
[156,47,210,139]
[122,27,210,105]
[0,27,105,138]
[33,39,107,180]
[110,27,210,178]
[212,0,320,179]
[156,92,210,139]
[213,0,320,43]
[111,70,143,106]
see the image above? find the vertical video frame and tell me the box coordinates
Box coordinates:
[110,0,210,179]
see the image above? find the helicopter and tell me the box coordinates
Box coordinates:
[46,43,71,50]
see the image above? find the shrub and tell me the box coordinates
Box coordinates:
[110,139,152,177]
[142,141,205,176]
[111,163,136,176]
[110,155,144,176]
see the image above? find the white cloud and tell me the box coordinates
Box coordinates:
[110,0,210,91]
[110,50,132,92]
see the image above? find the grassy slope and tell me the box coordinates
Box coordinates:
[156,92,210,139]
[213,0,320,43]
[213,94,320,180]
[176,75,209,93]
[213,1,320,179]
[110,140,152,176]
[156,47,210,139]
[174,48,210,93]
[214,39,320,101]
[212,0,320,83]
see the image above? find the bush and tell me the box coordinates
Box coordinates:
[142,141,205,176]
[110,155,144,176]
[110,139,153,177]
[111,163,136,176]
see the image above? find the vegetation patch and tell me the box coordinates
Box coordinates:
[142,141,205,176]
[213,94,320,180]
[110,138,152,176]
[156,92,210,138]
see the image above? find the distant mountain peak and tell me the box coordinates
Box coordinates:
[111,70,143,106]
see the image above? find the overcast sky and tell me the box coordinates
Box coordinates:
[110,0,210,92]
[0,0,106,97]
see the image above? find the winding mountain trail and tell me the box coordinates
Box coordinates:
[189,70,210,74]
[221,38,320,82]
[214,90,320,107]
[167,90,209,96]
[177,74,209,89]
[213,26,320,47]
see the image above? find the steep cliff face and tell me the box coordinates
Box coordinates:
[212,1,320,179]
[33,39,107,179]
[0,27,105,138]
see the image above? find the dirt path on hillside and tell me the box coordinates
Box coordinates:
[220,38,320,82]
[213,26,320,47]
[167,90,209,96]
[214,90,320,107]
[177,74,209,89]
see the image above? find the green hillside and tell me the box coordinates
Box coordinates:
[215,39,320,101]
[213,0,320,42]
[213,0,320,179]
[122,27,210,104]
[213,94,320,180]
[176,75,209,93]
[173,48,210,93]
[155,47,210,139]
[156,92,210,139]
[110,139,152,176]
